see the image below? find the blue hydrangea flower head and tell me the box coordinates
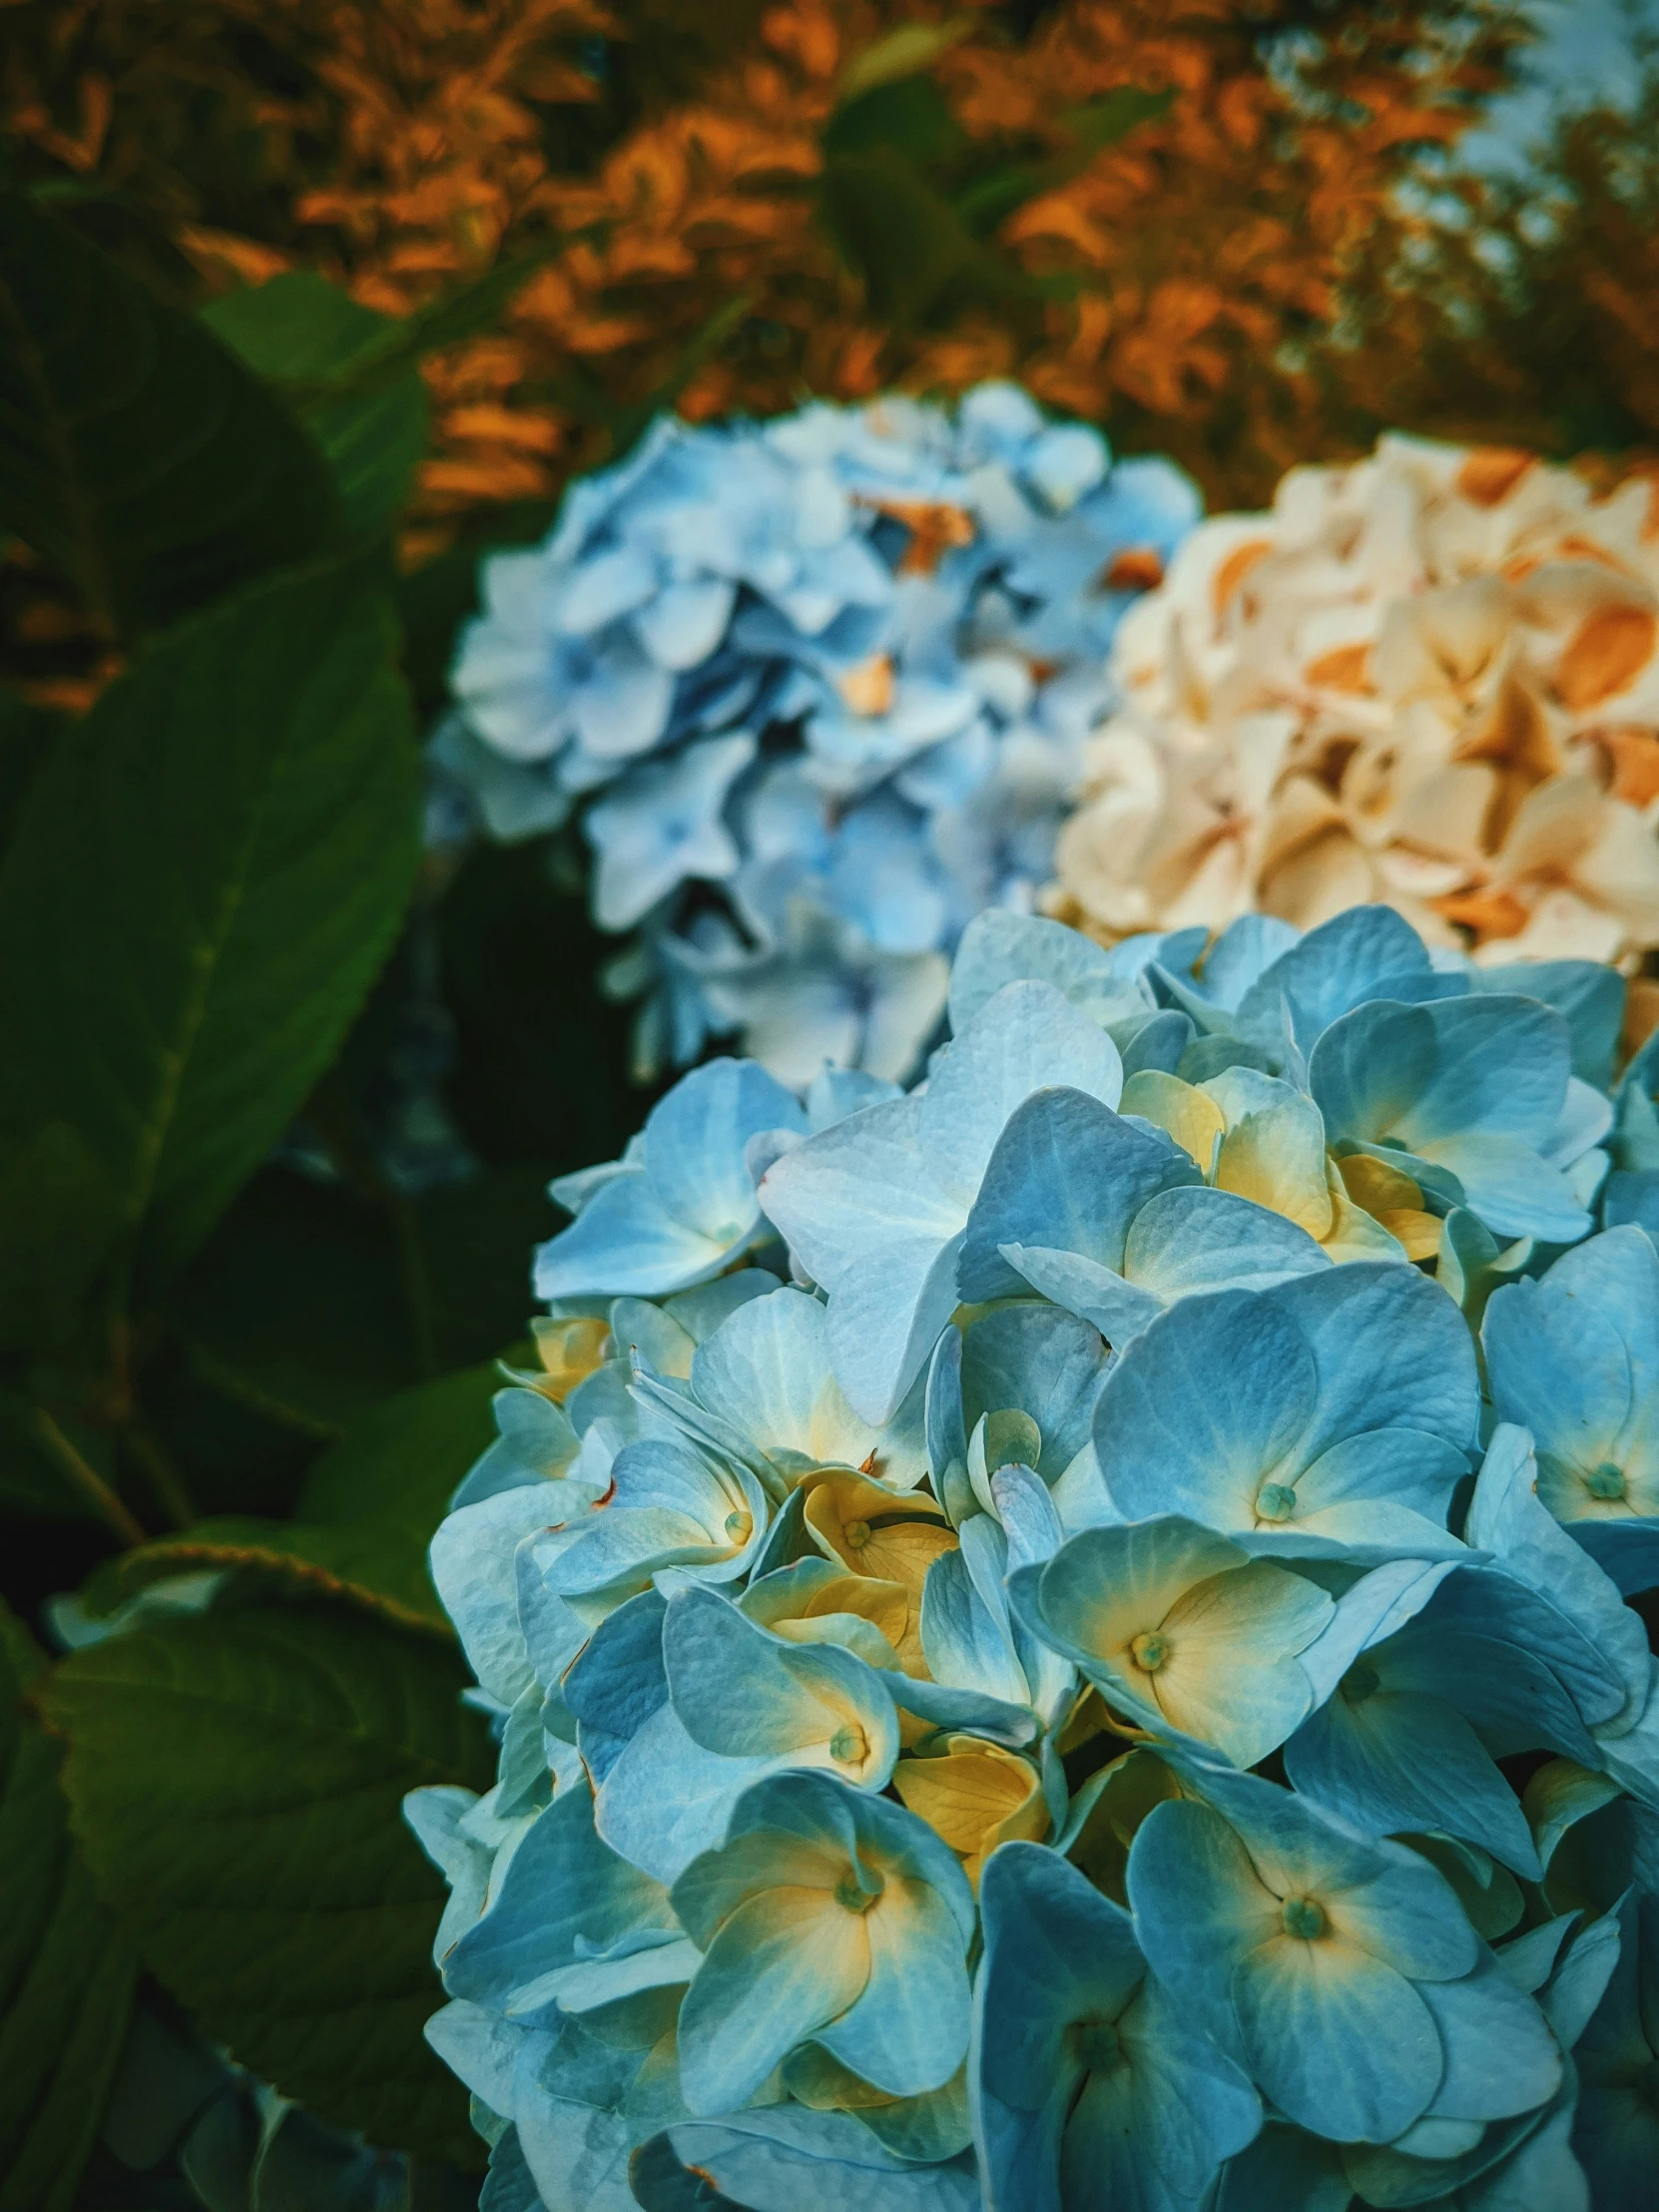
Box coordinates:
[441,386,1202,1089]
[409,894,1650,2210]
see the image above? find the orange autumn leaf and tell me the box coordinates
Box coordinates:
[0,0,1528,565]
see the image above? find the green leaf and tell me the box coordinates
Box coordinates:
[1062,86,1173,151]
[42,1605,494,2164]
[171,1171,426,1434]
[437,841,644,1170]
[221,251,564,413]
[0,1123,118,1356]
[298,1360,502,1534]
[0,687,57,855]
[363,248,560,384]
[200,274,399,387]
[85,1364,503,1633]
[0,556,421,1291]
[0,1601,139,2211]
[202,275,430,539]
[169,1164,556,1434]
[820,149,1008,326]
[603,292,758,456]
[0,1397,124,1525]
[304,379,430,540]
[836,18,973,103]
[77,1514,450,1634]
[953,85,1174,237]
[823,75,964,164]
[0,192,339,637]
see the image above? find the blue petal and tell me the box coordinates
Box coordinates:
[922,980,1125,1197]
[533,1172,738,1302]
[1003,1243,1165,1344]
[1094,1289,1318,1526]
[443,1784,677,2010]
[1285,1687,1541,1879]
[644,1059,805,1244]
[1229,1932,1440,2143]
[643,2112,982,2212]
[1123,1185,1330,1298]
[957,1085,1196,1301]
[947,909,1137,1033]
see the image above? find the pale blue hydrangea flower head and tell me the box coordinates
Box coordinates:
[406,896,1657,2211]
[440,386,1201,1088]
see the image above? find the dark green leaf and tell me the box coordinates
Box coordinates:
[171,1172,424,1435]
[0,687,57,854]
[367,249,560,383]
[417,1170,553,1372]
[202,275,430,539]
[953,85,1173,237]
[823,76,964,164]
[42,1605,493,2164]
[1062,86,1173,151]
[85,1364,503,1634]
[951,161,1053,238]
[0,1399,122,1525]
[77,1514,450,1635]
[230,252,565,413]
[436,841,646,1172]
[0,191,338,637]
[0,555,421,1290]
[0,1601,138,2212]
[604,293,757,455]
[298,1361,502,1531]
[304,379,431,540]
[0,1123,118,1356]
[820,149,1008,325]
[200,274,396,387]
[170,1164,556,1434]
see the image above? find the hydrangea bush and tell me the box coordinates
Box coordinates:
[411,898,1659,2211]
[436,385,1198,1087]
[1049,435,1659,972]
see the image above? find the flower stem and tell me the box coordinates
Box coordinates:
[31,1409,148,1549]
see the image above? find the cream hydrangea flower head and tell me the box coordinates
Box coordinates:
[1048,433,1659,968]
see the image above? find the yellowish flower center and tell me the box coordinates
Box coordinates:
[724,1508,754,1543]
[1129,1630,1169,1673]
[1586,1462,1628,1502]
[1282,1897,1328,1941]
[834,1868,882,1914]
[843,1519,871,1550]
[830,1725,867,1765]
[1256,1481,1298,1522]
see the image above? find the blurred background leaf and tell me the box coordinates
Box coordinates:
[203,273,432,540]
[0,191,339,640]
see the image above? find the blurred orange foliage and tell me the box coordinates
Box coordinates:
[3,0,1520,540]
